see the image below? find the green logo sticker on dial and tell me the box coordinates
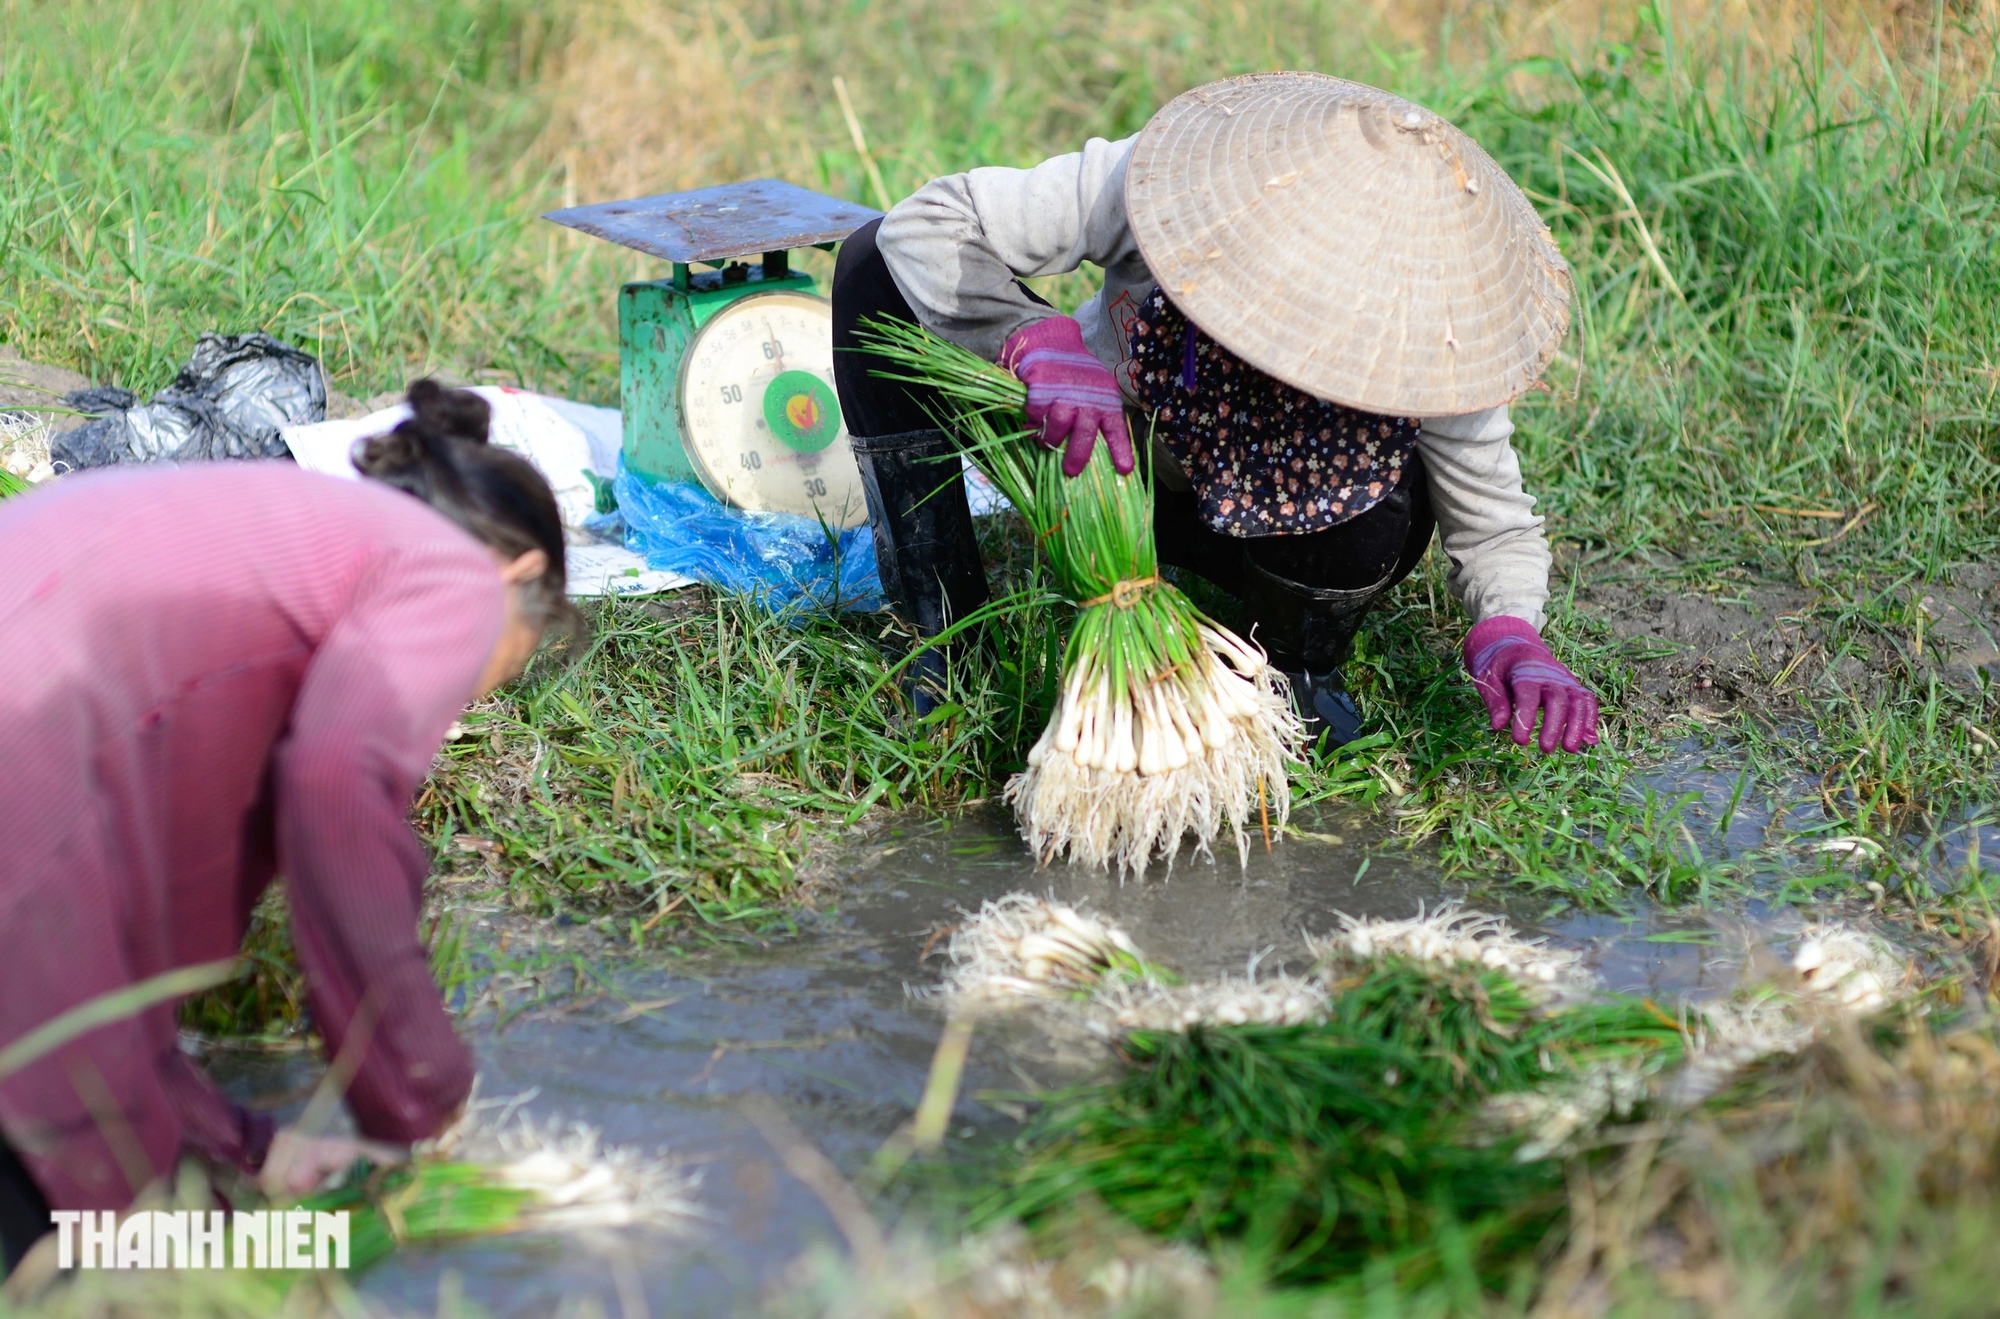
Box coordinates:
[763,371,842,453]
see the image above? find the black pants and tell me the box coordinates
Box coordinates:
[0,1133,51,1278]
[829,217,1434,599]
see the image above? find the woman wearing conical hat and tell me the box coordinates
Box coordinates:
[831,72,1598,754]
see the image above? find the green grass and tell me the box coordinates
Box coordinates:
[7,0,1990,940]
[416,588,1059,927]
[0,1,591,394]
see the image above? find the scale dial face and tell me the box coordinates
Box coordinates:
[677,291,869,528]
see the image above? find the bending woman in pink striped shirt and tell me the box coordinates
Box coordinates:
[0,382,579,1275]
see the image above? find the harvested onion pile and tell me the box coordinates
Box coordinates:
[940,893,1171,1004]
[863,320,1302,873]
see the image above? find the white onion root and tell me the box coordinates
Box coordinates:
[1004,622,1304,876]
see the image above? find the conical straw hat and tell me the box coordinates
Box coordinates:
[1126,72,1571,417]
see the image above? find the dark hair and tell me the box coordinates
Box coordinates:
[354,379,584,640]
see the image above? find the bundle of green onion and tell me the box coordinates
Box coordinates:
[951,910,1687,1287]
[0,468,28,499]
[295,1160,537,1273]
[284,1114,701,1272]
[862,320,1302,874]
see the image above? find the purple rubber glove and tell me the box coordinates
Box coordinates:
[1001,315,1135,478]
[1463,616,1601,753]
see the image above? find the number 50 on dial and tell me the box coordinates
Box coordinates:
[677,291,869,528]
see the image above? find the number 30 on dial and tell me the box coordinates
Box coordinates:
[677,291,869,528]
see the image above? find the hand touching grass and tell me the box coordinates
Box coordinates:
[1463,616,1600,754]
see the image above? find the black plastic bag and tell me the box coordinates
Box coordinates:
[51,333,326,472]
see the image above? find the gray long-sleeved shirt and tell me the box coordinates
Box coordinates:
[875,134,1553,627]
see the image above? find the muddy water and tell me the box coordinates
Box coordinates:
[214,804,1807,1317]
[1632,738,2000,889]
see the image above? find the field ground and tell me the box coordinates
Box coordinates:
[2,0,1998,1313]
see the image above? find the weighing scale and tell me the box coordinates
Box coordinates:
[542,179,883,528]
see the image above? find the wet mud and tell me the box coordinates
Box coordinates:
[1578,562,2000,723]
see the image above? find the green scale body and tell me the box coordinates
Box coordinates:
[618,263,821,485]
[543,180,881,527]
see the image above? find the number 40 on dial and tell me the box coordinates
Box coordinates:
[678,291,868,528]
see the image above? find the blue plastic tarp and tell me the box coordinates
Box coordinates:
[612,458,883,614]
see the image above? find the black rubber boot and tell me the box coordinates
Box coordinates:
[1240,558,1400,750]
[851,427,990,717]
